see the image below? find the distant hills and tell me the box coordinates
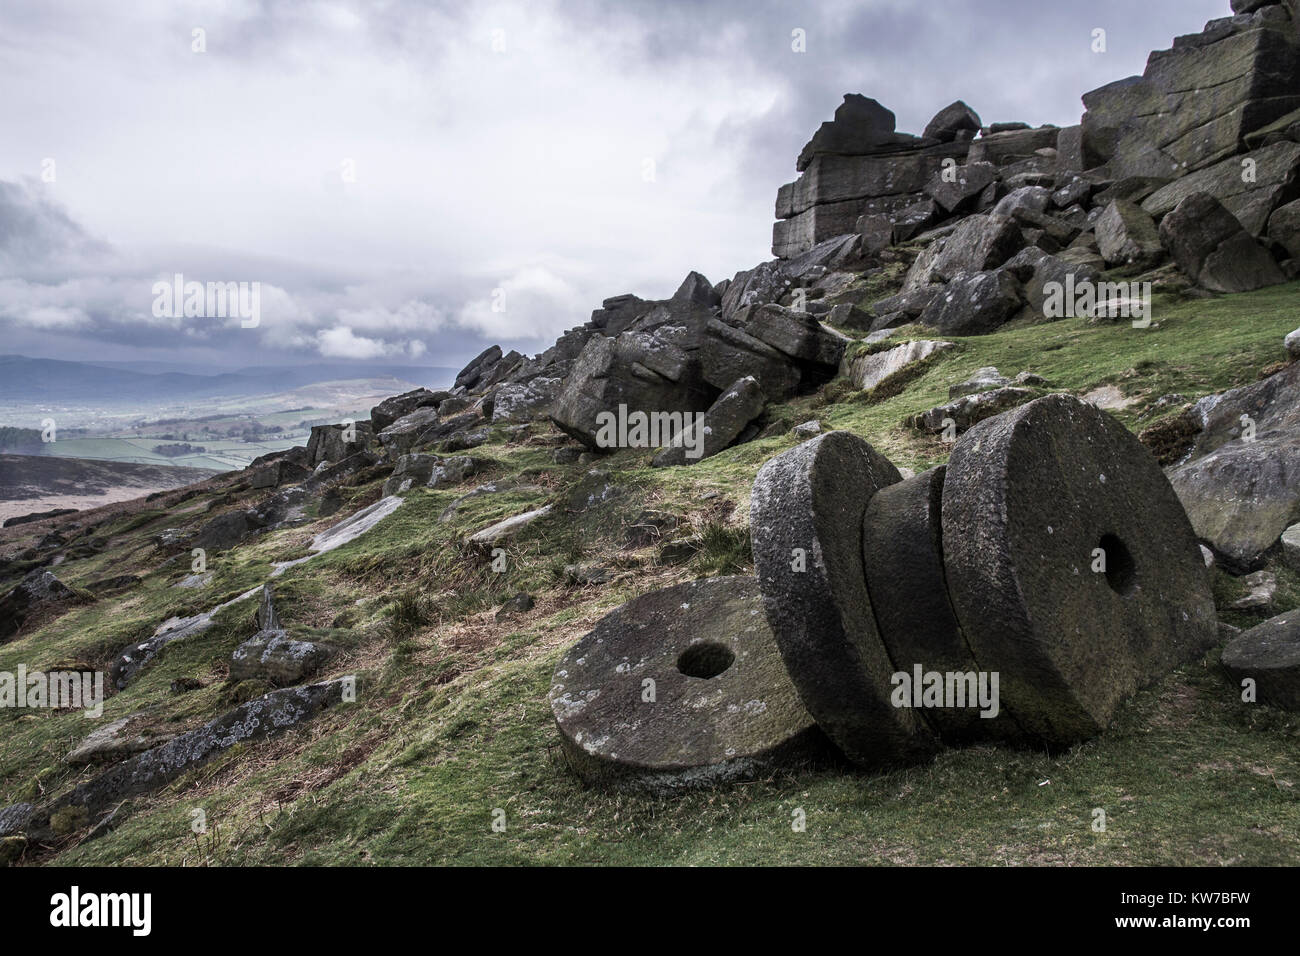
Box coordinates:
[0,355,457,404]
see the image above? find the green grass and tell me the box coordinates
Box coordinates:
[2,281,1298,866]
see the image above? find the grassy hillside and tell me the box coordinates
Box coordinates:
[2,282,1298,866]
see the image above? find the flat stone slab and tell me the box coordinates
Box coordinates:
[942,394,1219,747]
[549,576,829,793]
[751,431,936,766]
[1222,611,1300,711]
[861,467,1023,745]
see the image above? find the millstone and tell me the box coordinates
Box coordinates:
[1221,611,1300,712]
[861,467,1024,744]
[941,394,1218,747]
[548,576,831,794]
[750,431,937,766]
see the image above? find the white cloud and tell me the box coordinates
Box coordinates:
[456,266,586,341]
[315,324,424,360]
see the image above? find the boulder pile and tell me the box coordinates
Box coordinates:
[549,395,1220,792]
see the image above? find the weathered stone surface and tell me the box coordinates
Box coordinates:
[931,214,1024,281]
[382,453,438,496]
[942,395,1218,746]
[0,569,74,643]
[1096,200,1162,266]
[550,576,830,793]
[890,198,941,241]
[739,303,849,368]
[907,386,1035,435]
[380,407,482,456]
[924,162,999,214]
[949,366,1011,399]
[782,151,957,219]
[751,431,934,766]
[796,94,904,172]
[1283,523,1300,570]
[306,421,375,465]
[492,377,562,422]
[842,339,954,391]
[968,126,1060,166]
[439,426,491,452]
[1160,192,1285,291]
[1084,22,1300,178]
[192,510,257,551]
[1142,141,1300,236]
[370,388,451,432]
[67,715,173,767]
[28,678,355,838]
[1222,610,1300,710]
[670,270,720,307]
[549,326,715,449]
[1172,439,1300,571]
[924,100,982,143]
[862,467,1023,744]
[826,302,875,331]
[455,345,502,390]
[230,628,334,685]
[0,803,33,838]
[652,376,765,467]
[1269,198,1300,258]
[468,504,553,547]
[993,186,1051,218]
[1230,570,1278,611]
[919,270,1024,336]
[1170,362,1300,570]
[1052,176,1093,210]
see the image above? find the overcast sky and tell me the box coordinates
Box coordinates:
[0,0,1229,371]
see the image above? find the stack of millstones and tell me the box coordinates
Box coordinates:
[549,395,1218,794]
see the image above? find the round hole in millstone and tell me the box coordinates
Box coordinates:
[750,430,938,767]
[677,642,735,679]
[940,395,1219,748]
[1098,533,1137,595]
[548,575,831,795]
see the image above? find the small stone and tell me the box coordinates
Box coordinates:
[1230,571,1278,612]
[495,593,535,621]
[1282,524,1300,572]
[1200,545,1216,569]
[658,536,702,564]
[1222,610,1300,711]
[793,420,822,438]
[1286,328,1300,360]
[949,366,1010,400]
[468,504,553,547]
[565,563,614,586]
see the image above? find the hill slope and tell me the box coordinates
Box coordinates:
[1,284,1297,866]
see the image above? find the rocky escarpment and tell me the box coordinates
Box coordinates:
[3,2,1300,866]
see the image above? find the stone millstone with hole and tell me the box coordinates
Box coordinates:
[548,575,832,794]
[941,394,1218,747]
[861,466,1024,745]
[750,430,937,766]
[1221,611,1300,712]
